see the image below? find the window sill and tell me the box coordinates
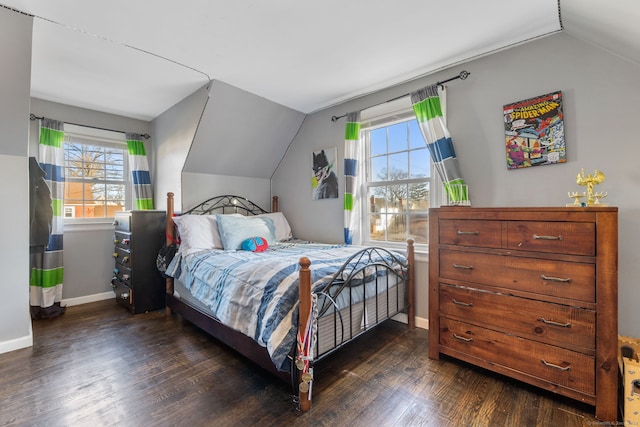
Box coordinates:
[362,241,428,262]
[64,220,116,232]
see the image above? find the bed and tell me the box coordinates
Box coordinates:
[163,192,415,411]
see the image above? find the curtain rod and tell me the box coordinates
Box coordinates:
[330,70,470,122]
[29,114,150,139]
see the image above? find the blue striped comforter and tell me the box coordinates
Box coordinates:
[166,242,406,371]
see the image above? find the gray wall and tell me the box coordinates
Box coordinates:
[181,173,271,212]
[28,98,152,303]
[153,81,302,212]
[272,32,640,338]
[153,84,209,211]
[185,80,305,179]
[0,8,32,352]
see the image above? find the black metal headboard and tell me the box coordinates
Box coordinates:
[182,195,269,216]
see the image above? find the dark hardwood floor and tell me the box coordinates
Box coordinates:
[0,300,609,427]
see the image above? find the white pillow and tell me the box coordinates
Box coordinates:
[173,215,221,255]
[216,214,277,250]
[255,212,293,241]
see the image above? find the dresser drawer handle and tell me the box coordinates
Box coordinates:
[457,230,479,236]
[453,264,474,270]
[540,274,571,283]
[541,359,571,371]
[453,333,473,342]
[533,234,563,241]
[538,317,571,328]
[453,299,474,307]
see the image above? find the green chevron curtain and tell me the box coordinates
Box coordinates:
[343,112,361,244]
[126,133,154,210]
[30,118,66,319]
[411,85,470,205]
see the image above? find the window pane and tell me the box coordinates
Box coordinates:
[408,182,430,212]
[370,156,387,182]
[370,128,386,156]
[91,182,106,202]
[386,212,406,242]
[105,151,124,180]
[368,187,386,213]
[84,145,107,179]
[388,152,408,179]
[65,143,86,178]
[369,214,386,241]
[409,213,429,244]
[409,120,426,149]
[64,182,85,200]
[388,122,408,152]
[409,148,430,178]
[387,183,408,211]
[105,184,125,203]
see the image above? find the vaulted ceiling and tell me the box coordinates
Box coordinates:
[2,0,639,121]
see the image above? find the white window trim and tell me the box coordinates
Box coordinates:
[357,88,447,252]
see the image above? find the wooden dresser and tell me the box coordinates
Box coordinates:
[111,210,166,314]
[428,207,618,422]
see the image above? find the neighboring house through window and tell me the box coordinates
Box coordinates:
[63,124,130,221]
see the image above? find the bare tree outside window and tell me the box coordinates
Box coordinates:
[64,141,127,219]
[366,119,431,245]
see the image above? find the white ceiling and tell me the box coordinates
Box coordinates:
[2,0,638,121]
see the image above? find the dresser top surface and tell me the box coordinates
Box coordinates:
[431,206,617,213]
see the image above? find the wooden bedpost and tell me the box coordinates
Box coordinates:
[298,256,312,412]
[165,192,175,316]
[407,239,415,330]
[272,196,279,213]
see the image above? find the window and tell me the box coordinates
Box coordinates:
[361,99,433,247]
[63,124,130,220]
[63,206,75,218]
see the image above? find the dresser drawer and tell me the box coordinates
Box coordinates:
[439,219,502,248]
[507,221,595,256]
[113,231,131,250]
[113,247,131,268]
[439,249,596,303]
[439,283,596,351]
[439,318,595,396]
[113,265,132,286]
[111,278,133,312]
[114,212,131,232]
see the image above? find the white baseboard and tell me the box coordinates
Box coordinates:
[392,313,429,330]
[62,291,115,307]
[415,316,429,330]
[0,292,114,355]
[0,328,33,354]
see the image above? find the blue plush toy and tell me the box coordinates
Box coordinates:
[241,236,269,252]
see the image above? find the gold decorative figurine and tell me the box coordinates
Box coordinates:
[569,169,608,206]
[568,191,585,206]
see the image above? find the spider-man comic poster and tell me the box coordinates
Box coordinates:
[503,91,566,169]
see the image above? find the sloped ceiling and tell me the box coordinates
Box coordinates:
[2,0,565,120]
[184,81,306,177]
[561,0,640,66]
